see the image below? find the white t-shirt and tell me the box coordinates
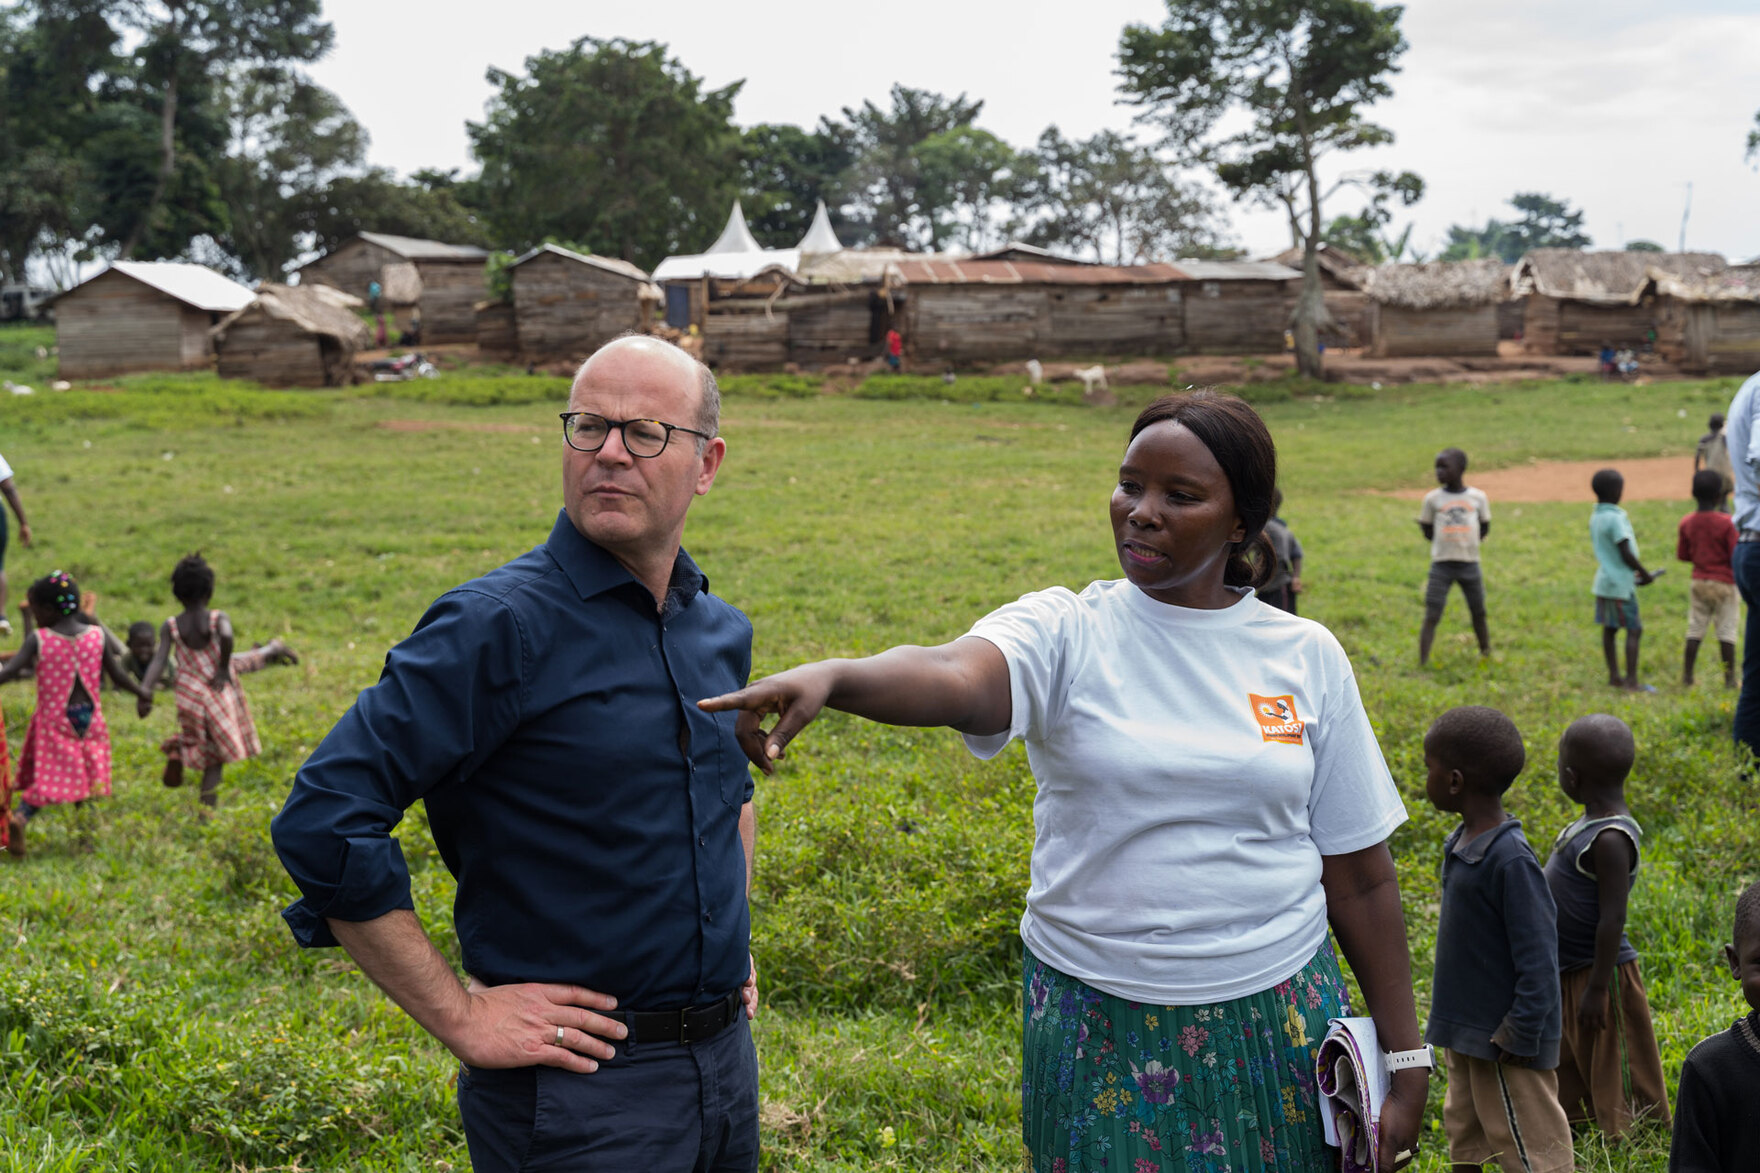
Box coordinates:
[963,580,1405,1004]
[1418,487,1491,563]
[0,452,13,482]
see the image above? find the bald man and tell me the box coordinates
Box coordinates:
[273,336,761,1171]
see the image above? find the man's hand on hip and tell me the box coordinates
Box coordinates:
[455,977,628,1073]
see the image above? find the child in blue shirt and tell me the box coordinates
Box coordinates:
[1589,469,1659,692]
[1423,705,1573,1173]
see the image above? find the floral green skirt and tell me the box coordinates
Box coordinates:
[1022,940,1350,1173]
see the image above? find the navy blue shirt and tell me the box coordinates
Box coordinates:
[1425,817,1563,1067]
[271,511,756,1010]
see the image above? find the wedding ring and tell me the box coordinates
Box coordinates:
[555,1025,566,1046]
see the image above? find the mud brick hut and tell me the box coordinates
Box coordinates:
[213,283,369,387]
[1651,268,1760,374]
[1268,243,1370,347]
[53,261,255,379]
[1511,249,1725,355]
[296,232,490,343]
[503,245,660,362]
[1170,260,1302,352]
[888,253,1191,364]
[1362,259,1510,358]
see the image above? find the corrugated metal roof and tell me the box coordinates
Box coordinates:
[356,231,491,261]
[105,262,256,311]
[508,243,651,283]
[889,259,1190,285]
[1168,259,1301,281]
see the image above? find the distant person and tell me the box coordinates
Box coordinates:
[1726,369,1760,766]
[117,618,293,689]
[374,315,388,347]
[1543,714,1671,1139]
[884,327,902,372]
[1666,879,1760,1171]
[0,446,33,636]
[1677,469,1739,688]
[0,571,152,857]
[401,313,423,347]
[1417,447,1491,665]
[1598,343,1617,380]
[1422,705,1573,1173]
[1590,468,1660,692]
[1695,412,1734,512]
[1261,486,1303,614]
[139,554,293,809]
[367,278,382,315]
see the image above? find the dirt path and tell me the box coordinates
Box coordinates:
[1385,455,1695,503]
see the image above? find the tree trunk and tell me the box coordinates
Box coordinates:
[119,64,180,260]
[1292,147,1331,380]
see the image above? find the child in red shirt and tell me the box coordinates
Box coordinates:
[1677,469,1739,687]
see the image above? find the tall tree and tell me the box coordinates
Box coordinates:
[212,68,366,280]
[1438,192,1590,263]
[111,0,334,259]
[468,37,741,269]
[300,168,489,258]
[915,126,1028,251]
[739,121,856,249]
[1118,0,1421,377]
[1024,128,1232,263]
[839,85,984,248]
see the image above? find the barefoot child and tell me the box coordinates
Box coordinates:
[1590,468,1660,691]
[1544,714,1671,1138]
[0,571,152,856]
[1667,880,1760,1171]
[139,554,286,809]
[1677,470,1739,687]
[1423,705,1573,1173]
[1417,447,1492,665]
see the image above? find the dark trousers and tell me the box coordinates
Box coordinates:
[457,1016,759,1172]
[1733,541,1760,763]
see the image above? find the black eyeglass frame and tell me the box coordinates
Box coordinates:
[558,411,714,458]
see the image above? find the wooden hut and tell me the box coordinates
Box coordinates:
[889,256,1190,364]
[475,301,519,360]
[213,283,369,387]
[296,232,490,343]
[53,262,255,379]
[1172,260,1301,352]
[1510,249,1725,355]
[1361,259,1509,358]
[1651,269,1760,374]
[506,245,659,362]
[1268,244,1370,347]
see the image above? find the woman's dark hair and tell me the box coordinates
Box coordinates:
[170,552,215,605]
[28,570,80,619]
[1128,391,1278,589]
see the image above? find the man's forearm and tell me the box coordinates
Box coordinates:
[328,909,470,1047]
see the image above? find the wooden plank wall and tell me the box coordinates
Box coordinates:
[1497,299,1525,340]
[300,240,399,300]
[1522,295,1560,353]
[414,261,486,343]
[1370,305,1498,357]
[512,255,646,360]
[786,296,874,367]
[1556,301,1655,354]
[56,273,204,378]
[1321,290,1368,347]
[909,287,1048,363]
[703,306,789,368]
[1046,286,1184,354]
[1182,281,1296,352]
[215,314,345,387]
[1685,303,1760,374]
[476,303,519,359]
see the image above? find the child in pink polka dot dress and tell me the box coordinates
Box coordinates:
[0,571,152,856]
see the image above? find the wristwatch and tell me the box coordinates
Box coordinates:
[1384,1045,1435,1072]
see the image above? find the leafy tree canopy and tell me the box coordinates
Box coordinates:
[1438,191,1591,263]
[468,37,742,270]
[1624,239,1663,253]
[739,121,857,249]
[839,85,985,248]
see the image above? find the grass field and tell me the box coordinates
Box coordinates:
[0,322,1754,1171]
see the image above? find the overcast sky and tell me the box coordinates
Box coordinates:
[306,0,1760,262]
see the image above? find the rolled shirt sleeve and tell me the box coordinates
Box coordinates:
[271,589,525,947]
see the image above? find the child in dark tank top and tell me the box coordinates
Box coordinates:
[1543,713,1671,1139]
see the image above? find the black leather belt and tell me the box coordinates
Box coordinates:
[622,990,741,1045]
[1740,530,1760,544]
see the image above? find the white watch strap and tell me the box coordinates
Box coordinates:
[1383,1045,1435,1071]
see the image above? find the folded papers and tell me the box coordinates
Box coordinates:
[1315,1016,1389,1172]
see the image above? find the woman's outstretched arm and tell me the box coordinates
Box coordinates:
[699,637,1010,775]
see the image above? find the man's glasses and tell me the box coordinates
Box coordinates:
[559,412,712,459]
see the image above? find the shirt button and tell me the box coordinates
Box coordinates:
[698,836,707,847]
[703,912,712,922]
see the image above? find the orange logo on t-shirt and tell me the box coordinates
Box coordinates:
[1249,693,1306,745]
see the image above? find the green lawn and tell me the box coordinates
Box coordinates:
[0,322,1752,1170]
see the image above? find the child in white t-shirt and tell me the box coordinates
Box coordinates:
[1417,447,1491,666]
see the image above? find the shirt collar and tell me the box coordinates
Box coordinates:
[1445,815,1523,863]
[544,509,708,608]
[1594,502,1622,513]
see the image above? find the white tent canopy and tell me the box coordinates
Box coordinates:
[705,201,762,255]
[653,200,801,282]
[796,200,843,254]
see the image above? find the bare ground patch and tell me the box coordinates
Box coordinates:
[1382,455,1695,503]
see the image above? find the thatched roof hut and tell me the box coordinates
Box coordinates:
[1650,268,1760,374]
[1361,259,1509,358]
[1265,244,1373,346]
[1511,249,1726,354]
[53,262,256,379]
[214,283,369,387]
